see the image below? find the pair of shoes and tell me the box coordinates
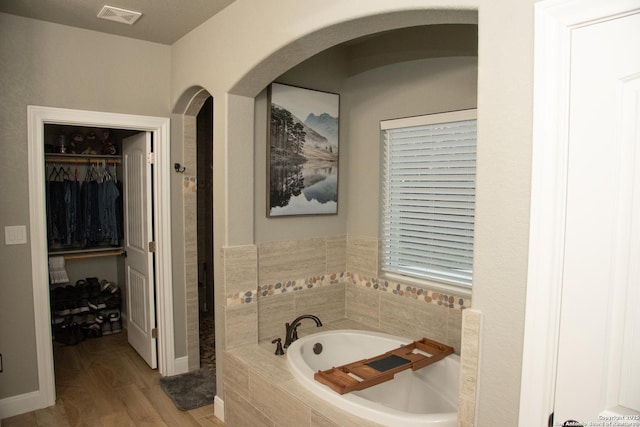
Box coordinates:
[53,321,84,345]
[81,322,102,338]
[97,310,122,335]
[96,310,111,335]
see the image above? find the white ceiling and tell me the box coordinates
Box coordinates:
[0,0,236,45]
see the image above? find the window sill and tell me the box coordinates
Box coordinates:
[380,272,473,299]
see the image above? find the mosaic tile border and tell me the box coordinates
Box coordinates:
[225,273,344,307]
[226,271,470,310]
[348,273,470,310]
[258,272,345,296]
[226,289,258,307]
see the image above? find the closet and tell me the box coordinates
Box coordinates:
[45,124,139,345]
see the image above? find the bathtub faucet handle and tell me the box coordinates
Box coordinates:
[272,338,284,355]
[284,314,323,348]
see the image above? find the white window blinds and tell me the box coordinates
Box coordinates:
[380,110,477,287]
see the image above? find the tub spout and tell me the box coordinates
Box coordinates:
[284,314,322,348]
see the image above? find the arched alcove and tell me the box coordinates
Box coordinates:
[171,86,214,372]
[229,9,477,97]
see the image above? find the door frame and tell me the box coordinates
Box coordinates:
[27,105,175,409]
[520,0,640,425]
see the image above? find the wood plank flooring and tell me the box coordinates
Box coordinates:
[2,331,225,427]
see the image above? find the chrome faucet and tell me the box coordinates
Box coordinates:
[283,314,322,348]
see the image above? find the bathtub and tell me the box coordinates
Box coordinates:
[286,329,459,427]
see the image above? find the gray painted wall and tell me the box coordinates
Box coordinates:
[0,12,171,399]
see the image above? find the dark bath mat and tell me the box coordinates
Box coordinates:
[159,368,216,410]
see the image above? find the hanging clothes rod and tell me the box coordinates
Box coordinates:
[49,247,125,260]
[45,154,121,164]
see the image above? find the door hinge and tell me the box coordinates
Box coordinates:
[147,152,155,164]
[549,412,554,427]
[148,241,156,253]
[151,328,158,339]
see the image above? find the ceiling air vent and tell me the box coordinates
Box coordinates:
[97,5,142,25]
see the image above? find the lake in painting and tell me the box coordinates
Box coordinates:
[268,83,339,216]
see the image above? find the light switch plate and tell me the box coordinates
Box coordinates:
[5,225,27,245]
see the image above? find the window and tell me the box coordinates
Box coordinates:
[380,109,477,288]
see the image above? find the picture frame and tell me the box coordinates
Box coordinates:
[267,83,340,217]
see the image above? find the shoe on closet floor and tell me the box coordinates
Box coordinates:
[53,322,83,345]
[109,311,122,333]
[53,323,76,345]
[95,313,107,324]
[82,322,102,338]
[101,321,112,335]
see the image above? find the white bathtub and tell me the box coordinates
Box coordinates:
[286,329,459,427]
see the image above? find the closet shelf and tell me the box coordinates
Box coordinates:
[48,247,124,260]
[45,154,121,164]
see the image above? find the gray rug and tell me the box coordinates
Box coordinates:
[159,368,216,410]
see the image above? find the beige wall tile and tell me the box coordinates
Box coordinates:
[346,236,378,276]
[458,308,482,427]
[259,238,326,283]
[225,304,258,349]
[249,373,311,427]
[258,293,295,341]
[222,245,257,295]
[458,397,476,427]
[379,291,448,343]
[284,378,382,427]
[447,308,463,354]
[326,235,347,273]
[345,282,380,327]
[224,353,250,396]
[223,386,274,427]
[310,411,339,427]
[295,284,345,325]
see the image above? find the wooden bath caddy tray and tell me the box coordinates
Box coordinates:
[314,337,454,394]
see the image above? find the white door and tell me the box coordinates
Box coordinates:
[554,11,640,424]
[122,132,157,369]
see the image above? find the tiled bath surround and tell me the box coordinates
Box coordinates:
[223,235,469,352]
[222,235,480,426]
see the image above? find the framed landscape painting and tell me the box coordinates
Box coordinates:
[267,83,340,217]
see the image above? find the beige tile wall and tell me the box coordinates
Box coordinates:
[258,285,346,341]
[220,235,478,425]
[224,342,384,427]
[258,237,327,284]
[222,245,258,350]
[458,309,482,427]
[346,235,378,277]
[183,115,200,371]
[222,235,470,351]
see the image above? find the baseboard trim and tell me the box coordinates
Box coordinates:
[0,390,44,420]
[173,356,189,375]
[214,395,224,422]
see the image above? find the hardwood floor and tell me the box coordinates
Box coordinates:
[2,331,225,427]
